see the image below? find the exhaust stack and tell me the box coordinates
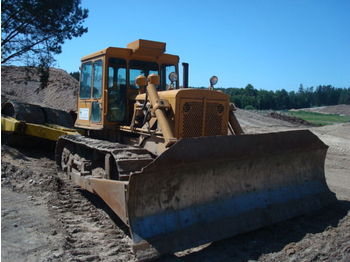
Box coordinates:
[182,62,189,88]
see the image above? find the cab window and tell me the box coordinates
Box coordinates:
[161,64,176,90]
[91,101,101,122]
[129,60,158,89]
[93,60,103,99]
[79,62,92,99]
[107,58,127,122]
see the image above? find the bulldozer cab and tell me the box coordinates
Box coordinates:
[75,39,180,130]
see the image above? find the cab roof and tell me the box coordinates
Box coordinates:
[81,39,179,65]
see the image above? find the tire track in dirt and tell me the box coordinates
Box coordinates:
[1,145,137,262]
[48,174,137,262]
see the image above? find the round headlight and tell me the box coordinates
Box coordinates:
[210,76,218,86]
[169,72,178,82]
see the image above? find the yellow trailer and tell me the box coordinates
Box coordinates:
[1,100,81,142]
[1,115,80,141]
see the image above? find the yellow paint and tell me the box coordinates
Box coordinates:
[135,88,229,138]
[81,40,178,64]
[1,116,81,141]
[76,39,179,130]
[1,116,25,133]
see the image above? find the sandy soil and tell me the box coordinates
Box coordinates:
[1,145,136,262]
[1,66,78,112]
[2,187,62,262]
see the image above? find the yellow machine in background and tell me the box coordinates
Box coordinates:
[2,39,336,261]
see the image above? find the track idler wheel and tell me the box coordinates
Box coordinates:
[61,147,71,172]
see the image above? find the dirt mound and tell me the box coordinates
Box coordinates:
[1,145,58,195]
[292,104,350,116]
[1,66,78,112]
[234,109,307,134]
[1,161,59,194]
[268,111,317,126]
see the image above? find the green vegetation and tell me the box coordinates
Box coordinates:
[208,84,350,110]
[1,0,88,65]
[287,110,350,126]
[2,0,88,88]
[244,105,256,110]
[70,71,80,81]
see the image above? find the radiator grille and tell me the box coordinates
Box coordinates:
[179,100,226,138]
[180,102,203,137]
[204,102,224,136]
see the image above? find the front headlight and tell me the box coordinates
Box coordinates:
[210,76,218,86]
[169,72,178,82]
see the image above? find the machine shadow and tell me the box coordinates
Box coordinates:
[156,200,350,262]
[1,135,56,160]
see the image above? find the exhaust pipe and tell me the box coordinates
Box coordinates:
[182,62,189,88]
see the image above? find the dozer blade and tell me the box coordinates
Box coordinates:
[127,130,336,260]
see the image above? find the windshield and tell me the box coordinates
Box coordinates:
[129,60,158,89]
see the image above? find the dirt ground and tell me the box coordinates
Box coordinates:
[1,67,350,261]
[291,104,350,116]
[2,112,350,262]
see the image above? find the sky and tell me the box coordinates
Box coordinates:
[55,0,350,91]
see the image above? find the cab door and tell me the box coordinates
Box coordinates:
[90,59,104,127]
[106,58,127,124]
[76,59,104,129]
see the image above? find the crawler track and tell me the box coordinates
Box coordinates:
[56,135,155,180]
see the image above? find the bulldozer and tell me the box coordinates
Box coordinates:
[2,39,336,260]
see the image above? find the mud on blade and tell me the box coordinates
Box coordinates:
[127,130,336,259]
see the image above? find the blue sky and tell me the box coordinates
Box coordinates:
[56,0,350,91]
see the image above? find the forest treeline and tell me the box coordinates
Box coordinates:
[210,84,350,110]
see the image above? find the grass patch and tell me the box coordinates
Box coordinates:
[288,110,350,126]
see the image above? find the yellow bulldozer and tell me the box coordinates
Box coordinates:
[2,39,336,260]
